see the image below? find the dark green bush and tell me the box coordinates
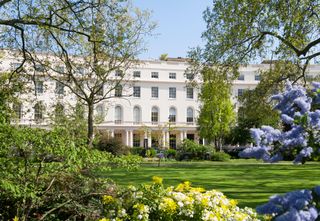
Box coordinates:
[146,148,157,157]
[211,151,231,161]
[176,139,213,160]
[95,133,130,156]
[165,149,177,159]
[131,147,145,156]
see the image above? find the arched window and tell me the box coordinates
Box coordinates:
[169,107,176,123]
[96,104,104,119]
[151,106,159,124]
[187,107,194,124]
[115,105,122,124]
[133,106,141,124]
[34,102,44,121]
[55,103,64,120]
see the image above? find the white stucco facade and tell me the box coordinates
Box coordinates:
[2,51,320,148]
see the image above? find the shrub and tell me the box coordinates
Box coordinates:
[165,149,177,159]
[0,124,141,220]
[131,147,145,156]
[96,134,130,156]
[211,151,231,161]
[176,139,213,160]
[99,177,259,221]
[145,148,157,157]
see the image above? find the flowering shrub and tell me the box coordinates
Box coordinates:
[99,177,259,221]
[256,185,320,221]
[240,81,320,163]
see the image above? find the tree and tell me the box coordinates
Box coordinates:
[3,1,155,146]
[197,67,235,151]
[198,0,320,81]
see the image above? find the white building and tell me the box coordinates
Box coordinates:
[2,52,320,149]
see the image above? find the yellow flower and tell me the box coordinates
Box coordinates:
[191,187,206,193]
[175,181,191,192]
[229,199,237,207]
[102,195,114,204]
[159,197,177,214]
[152,176,163,185]
[13,216,19,221]
[99,218,110,221]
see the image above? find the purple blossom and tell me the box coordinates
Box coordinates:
[309,110,320,128]
[238,146,271,161]
[294,147,313,164]
[281,114,294,125]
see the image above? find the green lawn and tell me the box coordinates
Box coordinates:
[98,159,320,208]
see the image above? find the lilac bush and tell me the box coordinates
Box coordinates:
[239,81,320,164]
[256,186,320,221]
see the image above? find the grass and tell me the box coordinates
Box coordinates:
[98,159,320,208]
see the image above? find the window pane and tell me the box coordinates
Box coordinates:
[133,106,141,124]
[151,87,158,98]
[133,71,141,78]
[151,72,159,78]
[238,75,245,80]
[169,107,176,123]
[115,106,122,124]
[55,81,64,95]
[187,108,194,123]
[133,86,141,97]
[151,107,159,123]
[169,87,176,98]
[186,87,194,99]
[115,85,122,97]
[169,72,176,79]
[255,75,261,81]
[35,81,44,94]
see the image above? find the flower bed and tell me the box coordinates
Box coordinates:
[99,177,259,221]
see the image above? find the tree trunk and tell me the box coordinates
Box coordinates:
[87,102,94,147]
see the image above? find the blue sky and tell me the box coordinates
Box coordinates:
[133,0,212,59]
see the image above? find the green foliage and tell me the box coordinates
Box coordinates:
[165,149,177,159]
[131,147,146,157]
[197,67,235,149]
[0,124,141,220]
[145,148,157,158]
[95,133,130,156]
[211,151,231,162]
[199,0,320,66]
[176,139,213,161]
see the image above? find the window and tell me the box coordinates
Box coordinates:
[255,74,261,81]
[55,103,64,120]
[238,74,245,80]
[55,81,64,95]
[133,86,141,97]
[238,89,245,96]
[96,104,104,118]
[115,106,122,124]
[151,106,159,124]
[187,107,194,124]
[151,72,159,78]
[169,72,176,79]
[115,85,122,97]
[133,134,140,147]
[133,106,141,124]
[115,70,123,77]
[34,102,44,121]
[186,73,194,80]
[169,107,176,123]
[13,103,22,120]
[151,87,159,98]
[133,71,141,78]
[186,87,194,99]
[169,87,176,98]
[35,81,44,94]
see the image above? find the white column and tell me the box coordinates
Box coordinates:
[162,131,166,148]
[166,131,170,147]
[184,131,187,140]
[148,131,152,148]
[180,130,184,142]
[125,130,129,146]
[129,130,133,147]
[110,129,114,138]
